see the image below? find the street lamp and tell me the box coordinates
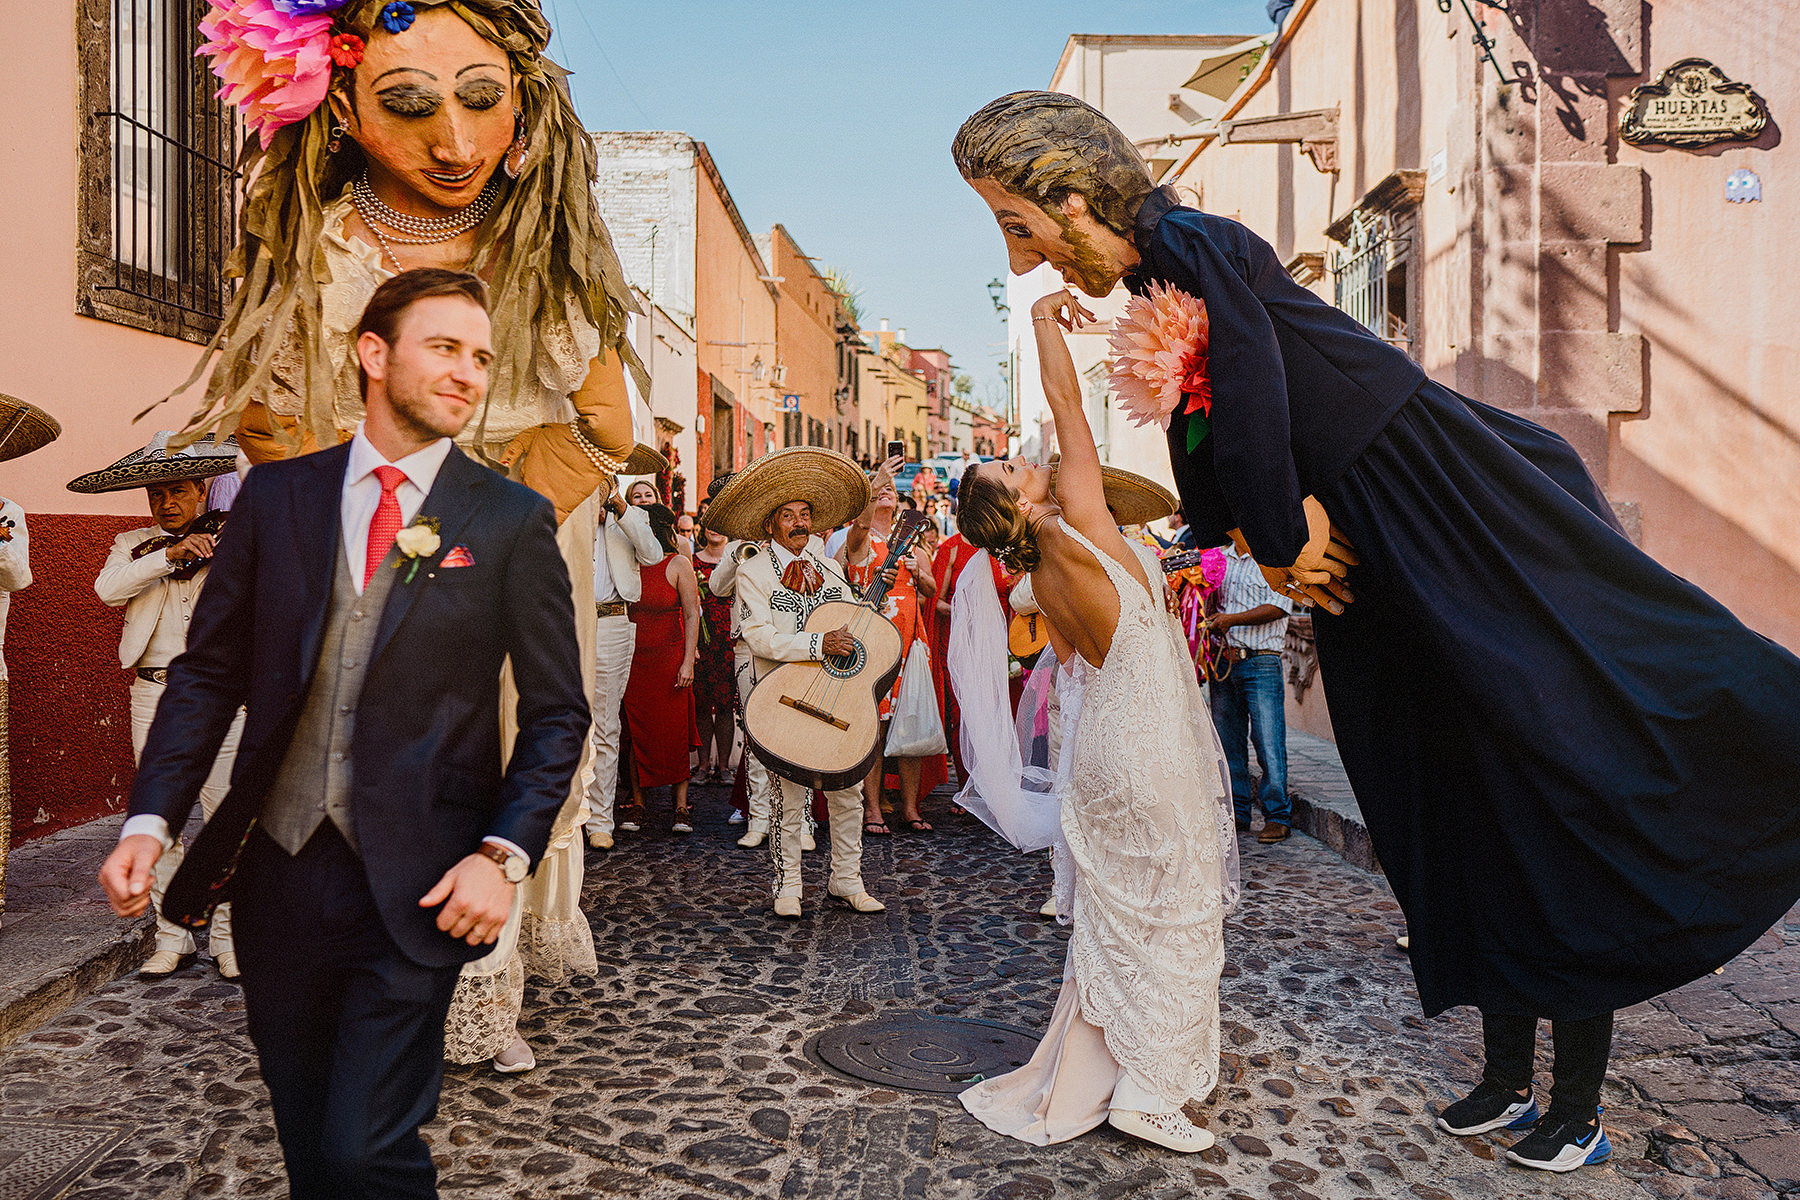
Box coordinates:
[986,278,1009,314]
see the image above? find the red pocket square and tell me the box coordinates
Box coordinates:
[439,545,474,569]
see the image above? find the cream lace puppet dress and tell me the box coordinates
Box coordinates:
[950,532,1238,1143]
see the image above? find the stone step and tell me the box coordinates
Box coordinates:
[0,814,152,1048]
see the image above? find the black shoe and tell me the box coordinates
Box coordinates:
[1436,1080,1540,1136]
[1234,818,1252,833]
[1505,1108,1611,1172]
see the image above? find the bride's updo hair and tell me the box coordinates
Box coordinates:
[956,464,1041,574]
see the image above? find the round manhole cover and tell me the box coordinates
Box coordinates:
[806,1013,1039,1093]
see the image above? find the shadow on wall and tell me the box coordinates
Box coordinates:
[9,514,137,847]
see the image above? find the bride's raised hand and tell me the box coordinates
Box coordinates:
[1030,289,1096,332]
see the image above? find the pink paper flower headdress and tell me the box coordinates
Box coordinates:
[196,0,353,146]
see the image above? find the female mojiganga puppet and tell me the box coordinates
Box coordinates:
[176,0,654,1072]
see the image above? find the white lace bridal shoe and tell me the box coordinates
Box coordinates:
[1107,1108,1215,1153]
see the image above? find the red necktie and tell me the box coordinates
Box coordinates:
[364,464,406,589]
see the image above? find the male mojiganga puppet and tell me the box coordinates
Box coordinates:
[954,91,1800,1174]
[160,0,652,1073]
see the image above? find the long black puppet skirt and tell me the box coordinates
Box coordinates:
[1313,379,1800,1021]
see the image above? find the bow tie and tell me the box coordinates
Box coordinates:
[780,558,825,596]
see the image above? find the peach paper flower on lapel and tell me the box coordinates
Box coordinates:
[197,0,334,146]
[1106,281,1213,434]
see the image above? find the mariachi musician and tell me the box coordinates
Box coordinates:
[75,433,244,979]
[702,449,886,920]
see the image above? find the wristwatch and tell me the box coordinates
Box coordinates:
[477,841,528,884]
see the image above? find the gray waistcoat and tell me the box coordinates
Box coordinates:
[259,543,400,856]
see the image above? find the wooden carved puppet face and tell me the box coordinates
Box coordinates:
[331,6,518,215]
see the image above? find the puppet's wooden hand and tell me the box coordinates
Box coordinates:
[1262,497,1356,613]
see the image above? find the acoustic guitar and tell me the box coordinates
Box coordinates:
[744,509,931,790]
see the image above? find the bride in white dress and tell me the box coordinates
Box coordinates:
[948,288,1237,1153]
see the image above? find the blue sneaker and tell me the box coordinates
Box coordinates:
[1505,1108,1612,1172]
[1436,1080,1541,1136]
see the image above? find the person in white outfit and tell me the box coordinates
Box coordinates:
[584,485,663,849]
[74,433,244,979]
[702,449,886,918]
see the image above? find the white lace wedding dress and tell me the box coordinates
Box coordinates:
[961,525,1234,1144]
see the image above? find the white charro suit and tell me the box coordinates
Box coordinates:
[96,526,244,959]
[730,538,868,901]
[584,504,663,838]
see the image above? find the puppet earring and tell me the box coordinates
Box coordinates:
[503,110,527,179]
[327,122,346,154]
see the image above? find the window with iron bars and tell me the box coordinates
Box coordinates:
[1330,211,1416,357]
[77,0,239,342]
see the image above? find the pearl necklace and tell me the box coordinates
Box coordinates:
[351,172,498,270]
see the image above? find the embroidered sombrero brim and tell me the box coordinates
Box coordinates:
[1049,463,1178,526]
[67,433,241,494]
[0,395,62,464]
[702,447,870,541]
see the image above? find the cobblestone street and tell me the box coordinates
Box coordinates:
[2,783,1795,1200]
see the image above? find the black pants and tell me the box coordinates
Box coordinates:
[1481,1010,1613,1116]
[233,824,462,1200]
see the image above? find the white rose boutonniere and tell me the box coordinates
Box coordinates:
[394,516,441,582]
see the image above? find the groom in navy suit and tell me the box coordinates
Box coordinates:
[99,269,589,1199]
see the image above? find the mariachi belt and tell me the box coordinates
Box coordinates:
[135,667,169,684]
[596,600,629,618]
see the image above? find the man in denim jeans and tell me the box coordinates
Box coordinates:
[1207,542,1295,843]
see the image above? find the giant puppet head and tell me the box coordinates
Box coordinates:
[171,0,640,457]
[952,91,1154,299]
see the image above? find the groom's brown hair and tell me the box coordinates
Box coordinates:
[354,269,491,399]
[952,91,1156,239]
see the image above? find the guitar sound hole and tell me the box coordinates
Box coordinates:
[821,640,866,679]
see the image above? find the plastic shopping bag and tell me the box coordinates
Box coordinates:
[884,639,948,757]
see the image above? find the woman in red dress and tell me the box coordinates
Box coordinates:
[689,525,737,785]
[841,477,942,833]
[622,503,702,833]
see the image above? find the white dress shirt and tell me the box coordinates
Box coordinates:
[124,426,525,867]
[341,425,454,594]
[1219,543,1294,653]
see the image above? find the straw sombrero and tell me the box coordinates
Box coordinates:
[67,432,240,495]
[702,447,869,540]
[0,395,61,464]
[622,441,669,476]
[1049,463,1178,526]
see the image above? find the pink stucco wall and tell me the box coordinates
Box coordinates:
[1176,0,1800,652]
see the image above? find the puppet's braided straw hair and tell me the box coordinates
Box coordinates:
[951,90,1156,240]
[152,0,644,455]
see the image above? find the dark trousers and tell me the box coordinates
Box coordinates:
[1209,653,1291,824]
[233,824,462,1200]
[1481,1010,1614,1116]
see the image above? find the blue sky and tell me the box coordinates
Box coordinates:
[542,1,1275,403]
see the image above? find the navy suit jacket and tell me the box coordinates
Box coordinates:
[1128,187,1427,567]
[129,442,589,969]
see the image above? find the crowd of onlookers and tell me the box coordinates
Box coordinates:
[597,448,1301,850]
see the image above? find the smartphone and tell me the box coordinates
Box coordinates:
[886,439,906,462]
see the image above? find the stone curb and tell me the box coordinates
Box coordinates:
[0,814,154,1048]
[1283,731,1383,874]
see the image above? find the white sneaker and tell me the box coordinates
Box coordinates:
[728,810,746,825]
[618,821,640,833]
[492,1034,536,1074]
[1108,1109,1215,1153]
[672,821,693,835]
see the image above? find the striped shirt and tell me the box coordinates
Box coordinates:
[1219,544,1293,653]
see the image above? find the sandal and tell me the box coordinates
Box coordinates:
[904,819,933,833]
[863,820,891,837]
